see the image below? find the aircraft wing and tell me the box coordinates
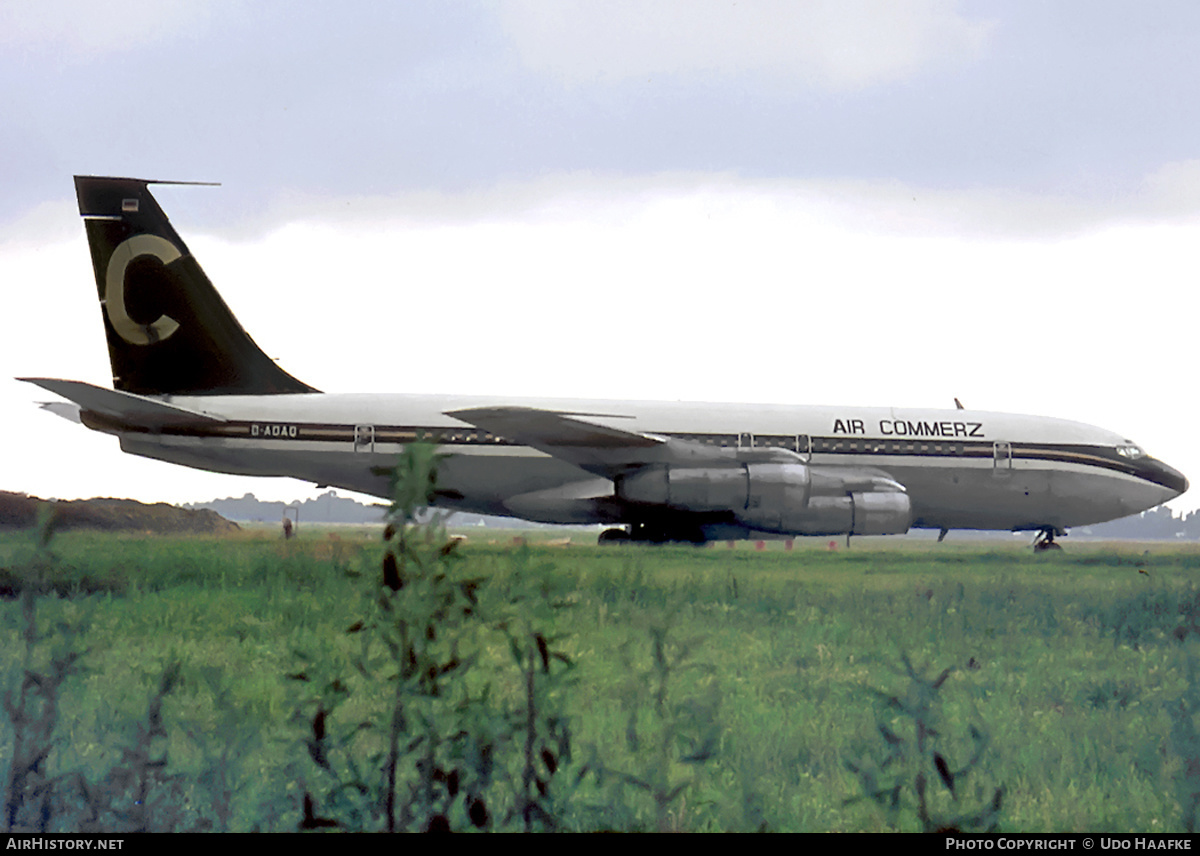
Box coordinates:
[446,405,801,478]
[19,378,226,428]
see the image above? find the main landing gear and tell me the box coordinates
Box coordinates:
[598,524,708,546]
[1032,527,1064,552]
[598,527,629,545]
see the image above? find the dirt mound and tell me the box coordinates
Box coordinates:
[0,491,240,535]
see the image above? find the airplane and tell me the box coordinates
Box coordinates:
[20,176,1189,547]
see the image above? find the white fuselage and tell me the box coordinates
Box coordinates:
[110,391,1185,534]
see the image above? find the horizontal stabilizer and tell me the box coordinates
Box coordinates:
[19,378,226,427]
[37,401,83,424]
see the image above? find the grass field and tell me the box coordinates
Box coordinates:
[1,523,1198,832]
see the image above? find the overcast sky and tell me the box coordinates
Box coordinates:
[2,1,1199,518]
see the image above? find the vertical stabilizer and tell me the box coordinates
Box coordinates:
[75,176,318,396]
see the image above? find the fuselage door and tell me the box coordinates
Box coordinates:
[354,424,376,453]
[738,432,754,450]
[993,441,1012,476]
[796,434,812,463]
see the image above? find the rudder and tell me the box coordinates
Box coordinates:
[75,176,318,396]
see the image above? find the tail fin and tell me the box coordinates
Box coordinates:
[75,176,318,396]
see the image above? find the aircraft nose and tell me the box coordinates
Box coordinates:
[1141,457,1188,498]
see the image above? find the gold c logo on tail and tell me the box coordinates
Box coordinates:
[104,234,182,346]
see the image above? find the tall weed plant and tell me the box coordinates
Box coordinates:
[292,444,576,831]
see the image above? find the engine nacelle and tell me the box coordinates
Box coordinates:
[618,463,911,536]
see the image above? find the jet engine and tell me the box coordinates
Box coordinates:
[617,463,911,536]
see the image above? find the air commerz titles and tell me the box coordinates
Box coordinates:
[832,418,985,438]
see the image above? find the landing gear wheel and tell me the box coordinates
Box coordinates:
[1032,527,1063,552]
[614,523,708,546]
[598,527,630,545]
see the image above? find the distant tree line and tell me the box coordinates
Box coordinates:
[184,491,387,524]
[1078,505,1199,541]
[186,492,1197,541]
[184,491,547,528]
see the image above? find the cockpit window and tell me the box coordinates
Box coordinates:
[1116,443,1146,460]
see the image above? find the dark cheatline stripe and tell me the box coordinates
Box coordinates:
[139,420,1177,489]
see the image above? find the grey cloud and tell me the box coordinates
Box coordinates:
[0,0,208,58]
[3,1,1200,240]
[497,0,993,91]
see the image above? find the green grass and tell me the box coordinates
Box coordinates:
[1,527,1198,831]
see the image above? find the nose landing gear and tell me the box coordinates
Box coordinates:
[1032,527,1064,551]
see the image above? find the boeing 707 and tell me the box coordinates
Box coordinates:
[20,177,1189,546]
